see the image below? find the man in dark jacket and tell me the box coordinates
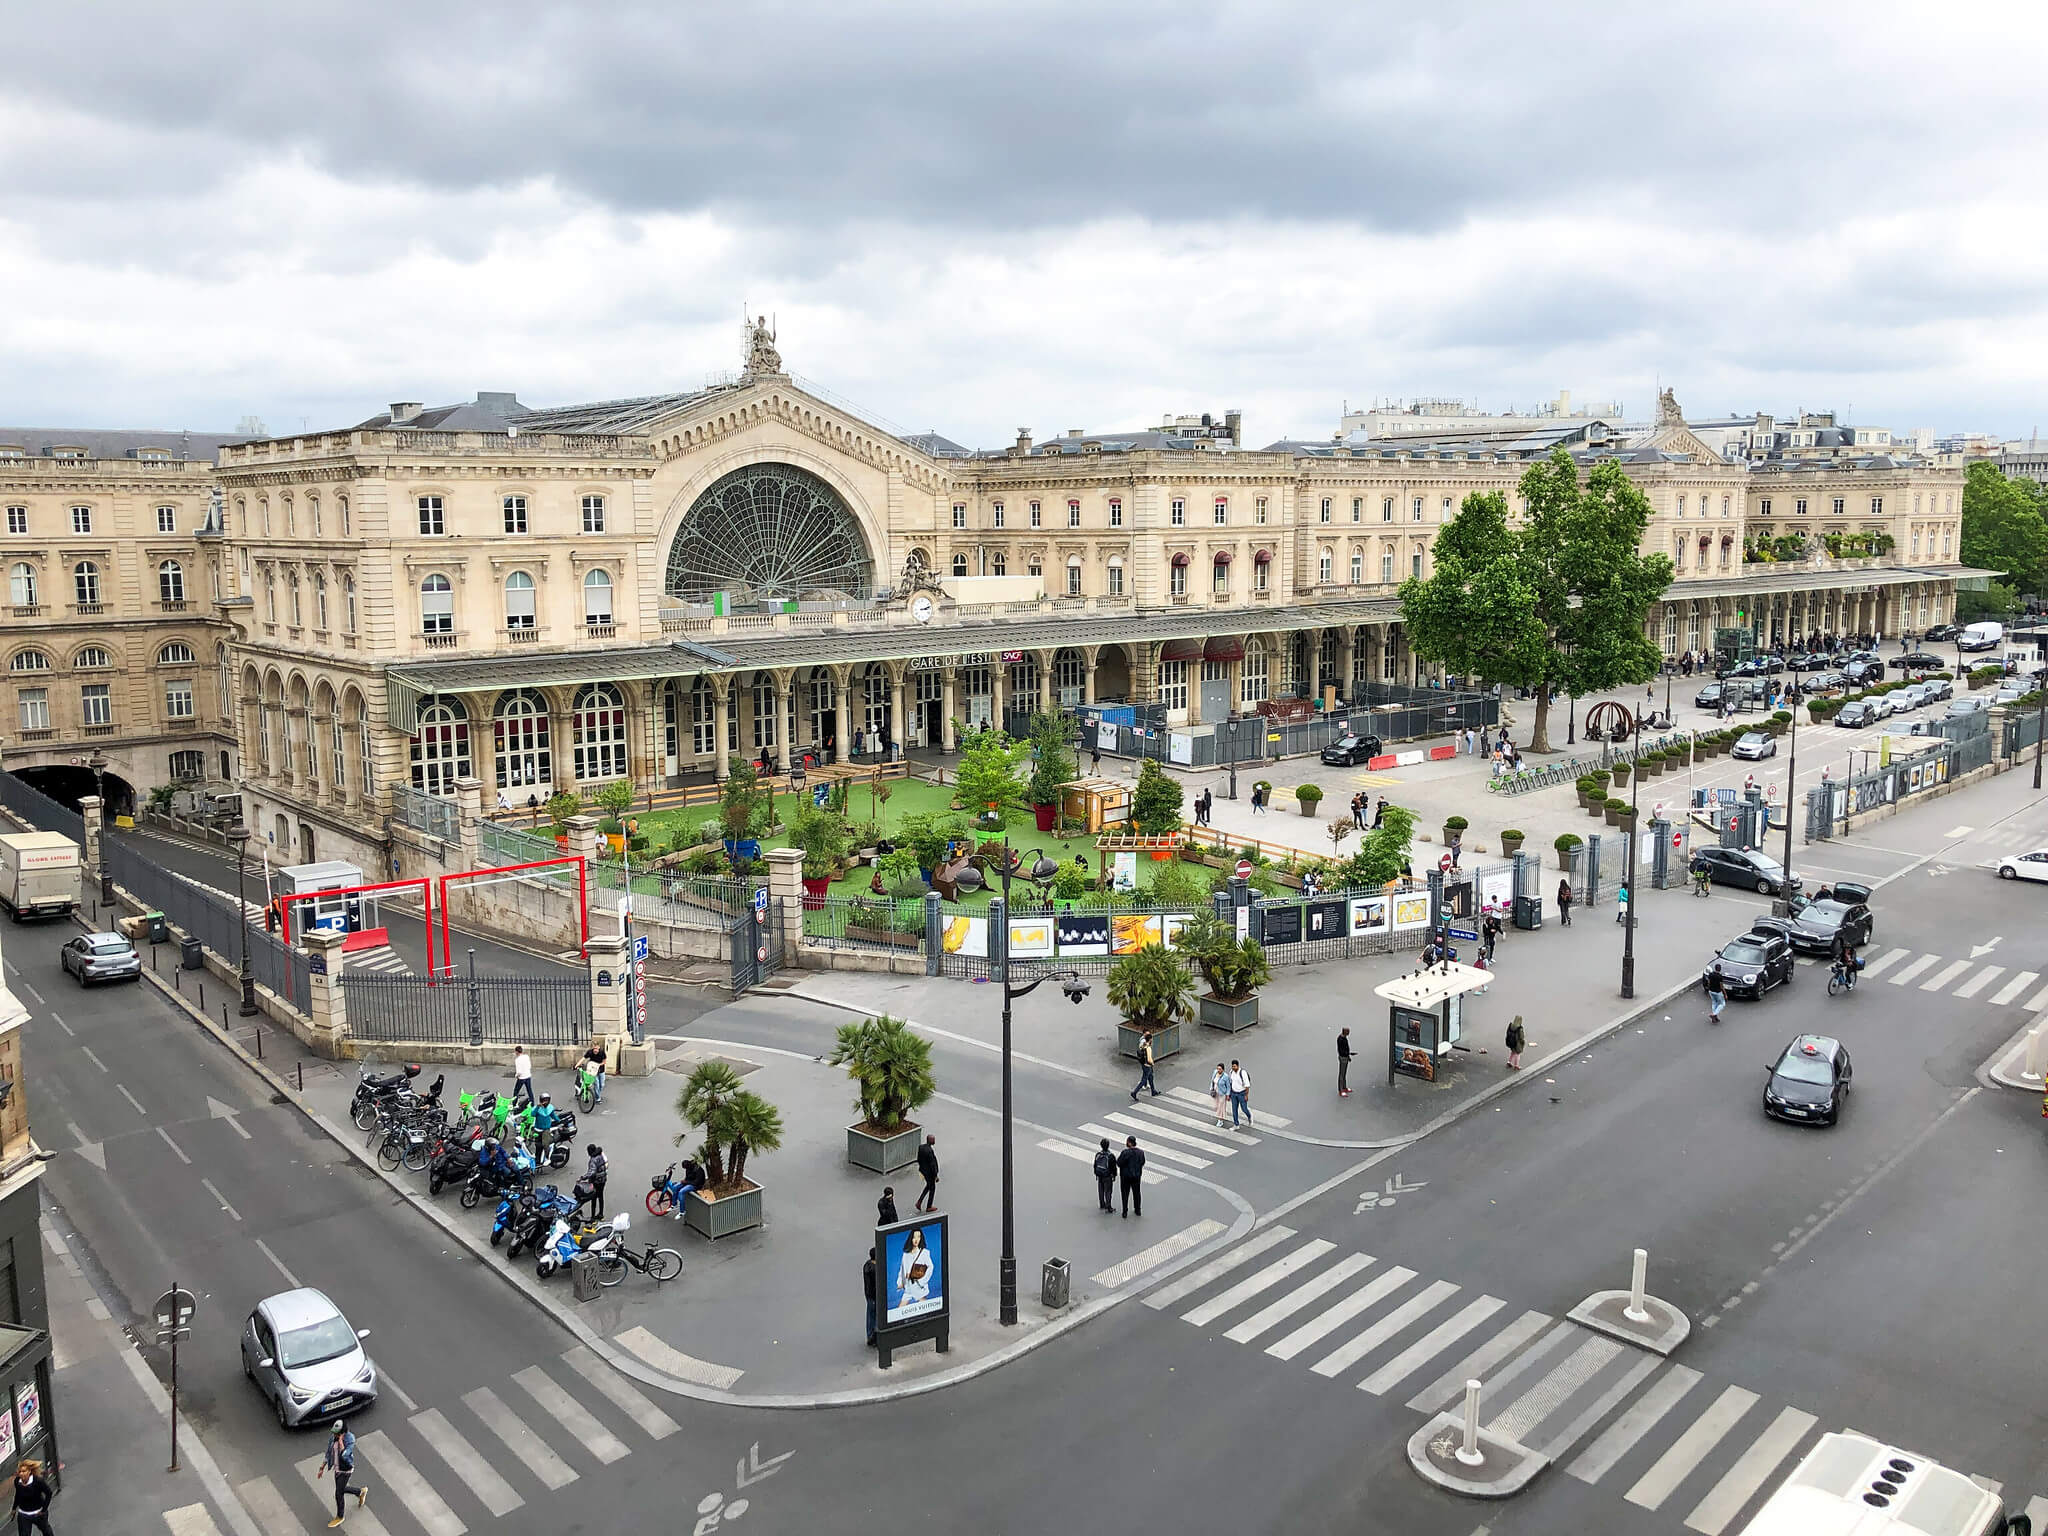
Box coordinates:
[1092,1137,1116,1211]
[1116,1136,1146,1217]
[1336,1026,1353,1097]
[914,1134,939,1212]
[877,1186,899,1226]
[863,1247,878,1345]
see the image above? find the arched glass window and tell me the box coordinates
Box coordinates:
[1105,555,1123,597]
[8,650,49,673]
[583,569,613,624]
[263,570,276,621]
[8,563,36,607]
[750,675,778,751]
[287,570,302,627]
[409,696,471,797]
[505,571,537,629]
[1317,547,1333,584]
[691,678,717,755]
[159,642,195,664]
[352,692,373,794]
[74,646,110,669]
[420,573,453,634]
[158,560,185,604]
[952,553,969,577]
[331,709,346,790]
[343,572,357,632]
[74,561,101,606]
[1240,641,1269,704]
[573,683,627,781]
[991,551,1007,577]
[493,689,552,790]
[1065,554,1083,596]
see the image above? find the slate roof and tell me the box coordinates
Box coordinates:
[349,387,741,436]
[0,428,243,461]
[901,431,972,458]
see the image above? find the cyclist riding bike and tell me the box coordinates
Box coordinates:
[1830,935,1860,992]
[1691,865,1712,897]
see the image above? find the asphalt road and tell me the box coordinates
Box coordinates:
[28,764,2048,1535]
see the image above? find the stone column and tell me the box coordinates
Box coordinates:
[454,775,483,869]
[586,932,629,1045]
[79,794,104,897]
[992,664,1008,730]
[712,679,731,780]
[1083,645,1100,705]
[833,666,854,762]
[773,671,794,775]
[1036,648,1054,714]
[1336,628,1356,701]
[765,845,805,961]
[304,926,347,1056]
[887,661,907,755]
[941,668,958,753]
[565,813,600,870]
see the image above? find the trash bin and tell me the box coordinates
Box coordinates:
[571,1253,603,1303]
[146,911,169,945]
[1513,893,1543,931]
[180,937,203,971]
[1041,1257,1071,1310]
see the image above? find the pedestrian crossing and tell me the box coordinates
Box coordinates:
[1059,1083,1290,1179]
[1844,945,2047,1009]
[1149,1230,2047,1534]
[219,1345,673,1535]
[345,944,411,975]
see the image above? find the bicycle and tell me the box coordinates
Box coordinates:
[594,1238,685,1287]
[1826,961,1859,996]
[1690,869,1712,898]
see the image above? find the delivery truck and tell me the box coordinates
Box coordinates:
[0,830,81,921]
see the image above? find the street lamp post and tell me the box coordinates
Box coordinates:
[1621,709,1640,1000]
[87,748,113,903]
[2033,683,2046,792]
[1225,719,1238,801]
[994,849,1086,1326]
[1779,688,1800,913]
[230,821,259,1016]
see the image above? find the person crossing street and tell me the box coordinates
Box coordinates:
[318,1420,369,1527]
[1130,1033,1158,1099]
[1116,1136,1146,1217]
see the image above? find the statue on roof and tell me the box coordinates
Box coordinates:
[743,312,781,376]
[1657,387,1683,427]
[896,546,947,599]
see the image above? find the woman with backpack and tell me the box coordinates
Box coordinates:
[1556,878,1573,926]
[1505,1015,1526,1070]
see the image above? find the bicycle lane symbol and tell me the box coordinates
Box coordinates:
[692,1444,795,1533]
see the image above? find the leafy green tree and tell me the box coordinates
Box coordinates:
[827,1013,937,1131]
[719,760,765,842]
[1026,711,1079,809]
[1960,462,2048,599]
[545,790,584,834]
[674,1059,783,1190]
[594,779,636,820]
[1144,856,1215,909]
[1400,450,1673,751]
[1131,758,1185,835]
[953,729,1031,831]
[1339,802,1416,889]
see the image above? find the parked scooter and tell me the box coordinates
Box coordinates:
[459,1140,535,1209]
[502,1186,580,1259]
[351,1061,421,1130]
[536,1213,629,1278]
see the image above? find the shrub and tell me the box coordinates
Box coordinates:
[1104,943,1196,1031]
[1554,832,1583,854]
[1501,829,1524,841]
[1604,797,1631,814]
[1132,759,1185,835]
[1052,861,1091,901]
[787,805,851,879]
[1026,710,1079,809]
[685,847,727,875]
[1296,783,1325,806]
[546,790,584,834]
[594,780,636,820]
[1443,814,1468,831]
[1146,858,1215,911]
[1172,910,1271,1003]
[955,728,1032,831]
[698,817,723,846]
[828,1014,936,1133]
[674,1060,782,1192]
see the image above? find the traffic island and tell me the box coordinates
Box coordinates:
[1566,1247,1690,1356]
[1407,1381,1548,1498]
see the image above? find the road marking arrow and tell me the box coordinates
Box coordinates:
[735,1442,793,1490]
[1972,937,2004,959]
[207,1095,252,1140]
[1355,1172,1428,1212]
[67,1121,104,1171]
[1385,1172,1428,1195]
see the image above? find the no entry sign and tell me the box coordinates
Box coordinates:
[1235,859,1253,880]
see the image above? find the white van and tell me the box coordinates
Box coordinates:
[1957,621,2004,652]
[1737,1431,2030,1535]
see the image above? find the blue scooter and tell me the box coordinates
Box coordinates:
[536,1213,628,1279]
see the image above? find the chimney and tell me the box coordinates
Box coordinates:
[1067,428,1082,438]
[1224,410,1242,446]
[388,402,425,425]
[476,391,522,415]
[1014,427,1033,454]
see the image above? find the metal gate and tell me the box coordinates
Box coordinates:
[728,898,786,997]
[342,967,590,1046]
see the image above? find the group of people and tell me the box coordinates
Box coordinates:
[1207,1060,1255,1127]
[1348,792,1389,830]
[1190,787,1216,826]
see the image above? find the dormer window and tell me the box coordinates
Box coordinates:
[51,446,89,460]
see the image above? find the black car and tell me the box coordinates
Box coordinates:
[1704,933,1795,998]
[1923,623,1962,643]
[1790,653,1834,672]
[1693,683,1725,708]
[1835,700,1877,727]
[1747,897,1874,954]
[1889,652,1944,671]
[1691,846,1802,897]
[1763,1034,1852,1125]
[1320,733,1385,767]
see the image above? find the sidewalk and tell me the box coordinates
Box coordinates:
[42,1214,257,1536]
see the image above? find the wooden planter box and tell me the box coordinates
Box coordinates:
[846,1122,921,1174]
[1117,1020,1182,1061]
[684,1181,763,1239]
[1198,993,1261,1032]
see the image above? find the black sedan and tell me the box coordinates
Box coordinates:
[1320,733,1385,767]
[1692,846,1803,897]
[1704,933,1796,998]
[1923,623,1962,643]
[1763,1034,1852,1125]
[60,932,142,987]
[1747,898,1874,955]
[1693,682,1726,708]
[1889,652,1945,671]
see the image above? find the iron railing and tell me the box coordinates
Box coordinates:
[390,784,460,844]
[341,967,590,1045]
[0,771,84,842]
[102,837,311,1013]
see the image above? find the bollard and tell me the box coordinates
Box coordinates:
[173,968,181,994]
[2025,1026,2045,1083]
[221,1003,229,1030]
[198,979,205,1011]
[256,1029,264,1060]
[1456,1379,1485,1466]
[296,1062,303,1092]
[1624,1247,1650,1323]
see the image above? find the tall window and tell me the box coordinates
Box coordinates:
[165,681,194,719]
[1170,499,1185,527]
[73,561,100,606]
[493,689,552,790]
[5,507,24,534]
[581,494,605,532]
[410,697,471,796]
[70,506,91,534]
[157,505,176,533]
[287,570,301,626]
[342,572,357,632]
[1169,560,1187,597]
[505,571,537,629]
[503,495,528,534]
[80,683,111,727]
[1381,551,1394,583]
[17,689,47,730]
[314,571,328,629]
[331,714,346,792]
[283,496,295,535]
[993,502,1005,528]
[573,683,628,781]
[991,551,1007,576]
[1107,499,1121,527]
[1071,500,1084,528]
[1795,498,1807,516]
[1832,498,1845,515]
[1870,496,1884,517]
[1158,659,1189,711]
[1214,498,1229,526]
[1106,557,1124,596]
[584,569,613,624]
[1412,497,1424,521]
[339,495,351,536]
[1350,550,1363,584]
[691,679,716,754]
[1030,500,1042,528]
[1382,497,1394,522]
[1411,551,1423,578]
[8,564,36,607]
[861,665,891,739]
[417,495,444,535]
[263,570,276,621]
[158,559,185,604]
[357,698,374,795]
[1255,497,1267,525]
[1759,498,1772,517]
[952,504,967,529]
[1351,497,1363,523]
[1318,548,1333,583]
[1066,555,1083,596]
[1211,556,1228,595]
[952,553,969,577]
[309,496,321,536]
[1253,555,1269,592]
[420,573,453,634]
[751,676,777,750]
[1240,643,1268,704]
[1319,498,1331,523]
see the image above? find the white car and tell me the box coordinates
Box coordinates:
[1997,849,2048,883]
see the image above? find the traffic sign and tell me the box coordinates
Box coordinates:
[154,1287,197,1331]
[1448,927,1478,941]
[633,935,650,963]
[1235,859,1253,880]
[756,945,768,963]
[1438,853,1453,873]
[753,888,770,923]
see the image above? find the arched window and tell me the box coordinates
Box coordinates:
[159,642,195,665]
[991,550,1007,576]
[751,674,777,751]
[74,646,110,669]
[1349,549,1363,585]
[505,571,537,630]
[331,707,346,790]
[1214,551,1232,593]
[1240,641,1269,705]
[493,689,552,790]
[74,561,101,606]
[1317,547,1333,584]
[8,563,36,607]
[263,570,276,621]
[1105,554,1124,596]
[338,495,351,537]
[343,572,357,632]
[572,683,627,781]
[952,553,969,577]
[158,560,185,604]
[583,569,613,625]
[1065,553,1083,596]
[309,495,322,537]
[8,650,49,672]
[420,573,453,634]
[691,677,717,755]
[1028,555,1044,579]
[314,570,328,629]
[351,692,373,795]
[409,696,471,797]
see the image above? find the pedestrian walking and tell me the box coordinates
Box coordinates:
[914,1134,939,1212]
[1448,830,1462,871]
[877,1186,899,1226]
[1556,878,1573,926]
[12,1460,54,1536]
[1336,1027,1353,1096]
[511,1045,534,1107]
[1373,799,1386,829]
[1227,1060,1252,1127]
[1131,1033,1158,1099]
[1209,1062,1229,1126]
[318,1420,369,1528]
[864,1247,878,1344]
[1481,910,1500,962]
[1090,744,1102,774]
[1250,782,1266,815]
[1116,1136,1146,1217]
[579,1144,608,1219]
[1615,881,1630,924]
[1706,973,1727,1023]
[1093,1138,1117,1211]
[1505,1014,1525,1070]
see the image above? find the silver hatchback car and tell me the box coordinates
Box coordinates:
[241,1288,378,1428]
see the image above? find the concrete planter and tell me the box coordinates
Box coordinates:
[1498,836,1524,858]
[1556,846,1580,870]
[1603,806,1624,826]
[1117,1020,1182,1061]
[846,1121,922,1174]
[1198,993,1261,1032]
[1298,799,1322,817]
[684,1181,763,1239]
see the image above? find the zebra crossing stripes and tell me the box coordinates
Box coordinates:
[358,1430,466,1536]
[1266,1265,1416,1362]
[1991,971,2039,1006]
[1182,1239,1336,1327]
[1104,1110,1240,1158]
[2026,1495,2048,1530]
[1568,1364,1703,1484]
[345,946,410,975]
[1953,965,2003,998]
[1357,1295,1504,1398]
[1308,1278,1459,1378]
[462,1385,578,1490]
[1092,1218,1225,1288]
[1035,1137,1164,1185]
[1081,1123,1210,1169]
[561,1345,680,1440]
[1485,1332,1620,1439]
[1683,1407,1817,1536]
[163,1505,224,1536]
[1409,1309,1554,1414]
[295,1455,396,1536]
[1887,953,1942,987]
[1224,1253,1376,1344]
[1918,958,1974,992]
[410,1408,525,1518]
[512,1365,630,1464]
[1533,1354,1661,1462]
[1624,1384,1760,1511]
[1860,949,1908,979]
[1143,1227,1296,1310]
[1836,948,2047,1008]
[1165,1085,1294,1128]
[233,1474,307,1536]
[1126,1097,1260,1142]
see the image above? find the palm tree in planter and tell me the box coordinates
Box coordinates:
[829,1013,936,1173]
[1105,941,1196,1062]
[1173,910,1272,1033]
[673,1060,783,1239]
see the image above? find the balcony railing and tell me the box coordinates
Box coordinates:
[72,602,106,616]
[10,605,42,619]
[421,630,462,649]
[160,599,188,613]
[82,723,115,737]
[585,621,617,640]
[17,729,52,742]
[507,626,541,644]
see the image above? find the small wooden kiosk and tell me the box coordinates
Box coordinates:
[1059,777,1133,836]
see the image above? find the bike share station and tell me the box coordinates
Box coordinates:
[1378,961,1490,1085]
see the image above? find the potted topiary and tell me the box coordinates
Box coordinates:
[1442,813,1468,847]
[1554,832,1582,870]
[1106,942,1195,1062]
[1610,760,1632,786]
[1603,796,1632,827]
[675,1061,782,1239]
[1027,710,1078,833]
[1296,783,1325,818]
[1575,775,1599,808]
[787,805,850,906]
[1173,910,1272,1033]
[1499,829,1525,857]
[829,1013,937,1173]
[1768,710,1792,736]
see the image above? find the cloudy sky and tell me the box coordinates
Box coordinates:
[4,0,2043,446]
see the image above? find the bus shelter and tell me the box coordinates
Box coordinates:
[1376,960,1490,1085]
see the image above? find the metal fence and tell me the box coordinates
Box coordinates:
[1073,685,1499,768]
[728,899,786,995]
[1803,739,1965,842]
[2002,706,2045,759]
[341,969,591,1045]
[804,895,926,956]
[390,784,460,844]
[0,771,84,843]
[102,836,312,1014]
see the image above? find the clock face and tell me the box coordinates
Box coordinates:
[911,595,935,624]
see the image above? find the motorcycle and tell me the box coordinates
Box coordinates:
[527,1109,578,1170]
[459,1142,535,1209]
[536,1213,630,1279]
[504,1186,581,1260]
[351,1061,421,1130]
[427,1135,481,1196]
